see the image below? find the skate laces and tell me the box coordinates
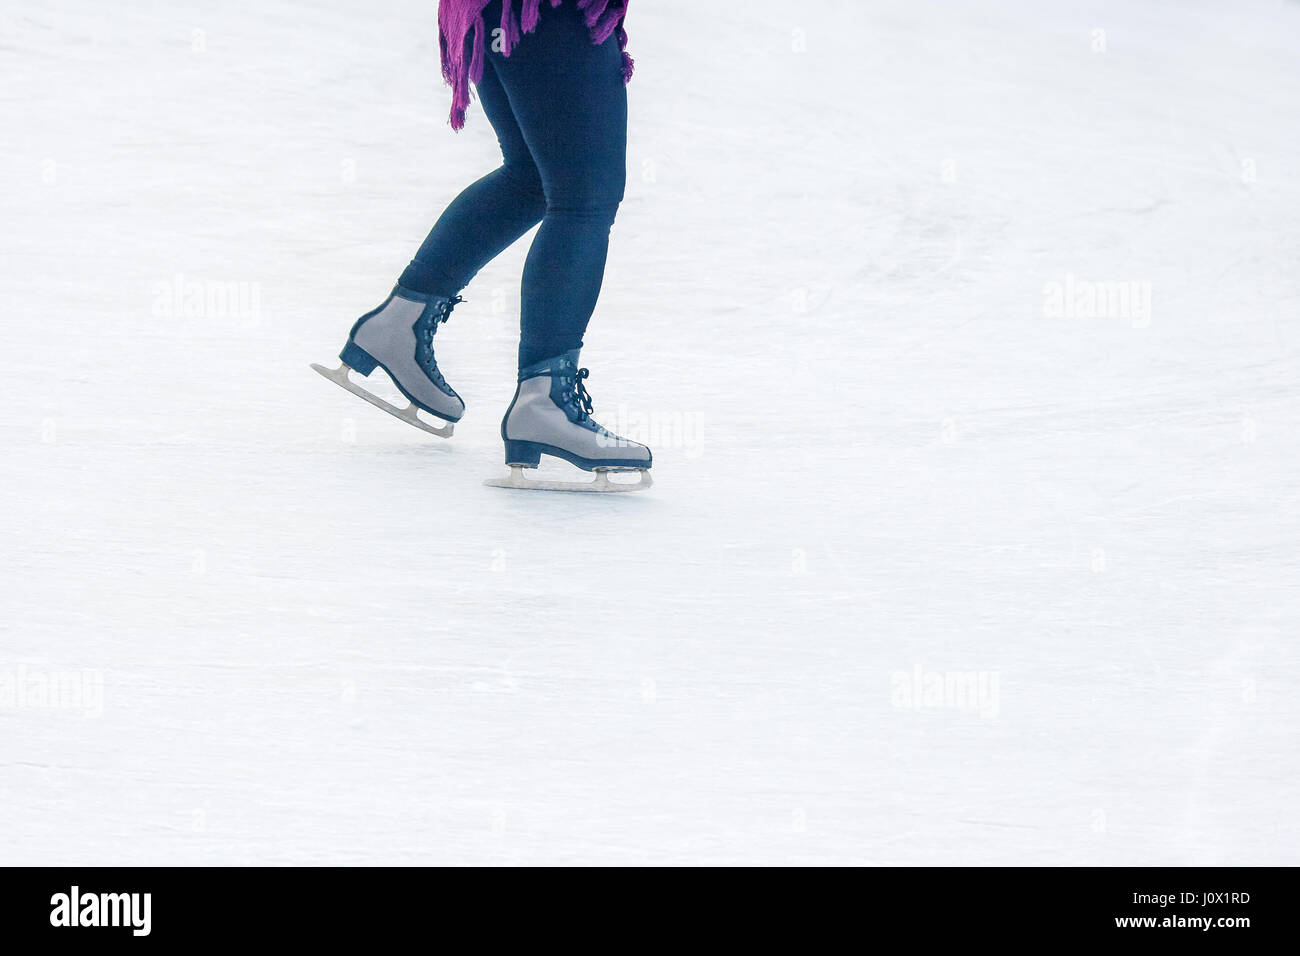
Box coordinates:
[571,367,595,422]
[432,294,462,328]
[418,295,462,380]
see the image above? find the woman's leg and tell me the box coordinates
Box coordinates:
[483,0,629,369]
[398,58,547,296]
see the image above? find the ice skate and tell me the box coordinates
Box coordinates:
[311,287,465,438]
[484,350,652,493]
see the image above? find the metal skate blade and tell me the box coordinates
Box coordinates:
[484,465,652,494]
[310,362,454,439]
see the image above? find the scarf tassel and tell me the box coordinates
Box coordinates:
[499,0,521,56]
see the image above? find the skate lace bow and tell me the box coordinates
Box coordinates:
[571,367,595,421]
[433,295,462,326]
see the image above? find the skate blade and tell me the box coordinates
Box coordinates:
[483,465,652,494]
[310,362,454,439]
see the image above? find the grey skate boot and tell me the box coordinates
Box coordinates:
[310,286,464,437]
[484,350,652,493]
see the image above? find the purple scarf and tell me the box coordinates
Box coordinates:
[438,0,633,130]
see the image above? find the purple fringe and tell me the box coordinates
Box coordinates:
[468,15,486,86]
[439,0,633,130]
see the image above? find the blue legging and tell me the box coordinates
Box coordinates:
[399,0,628,370]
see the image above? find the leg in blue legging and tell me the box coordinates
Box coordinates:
[403,0,627,370]
[399,55,547,297]
[484,1,627,368]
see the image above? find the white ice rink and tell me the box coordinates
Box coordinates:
[2,0,1298,865]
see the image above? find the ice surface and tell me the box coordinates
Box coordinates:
[1,0,1297,865]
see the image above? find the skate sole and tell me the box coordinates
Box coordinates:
[484,465,652,494]
[310,361,455,439]
[501,438,651,472]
